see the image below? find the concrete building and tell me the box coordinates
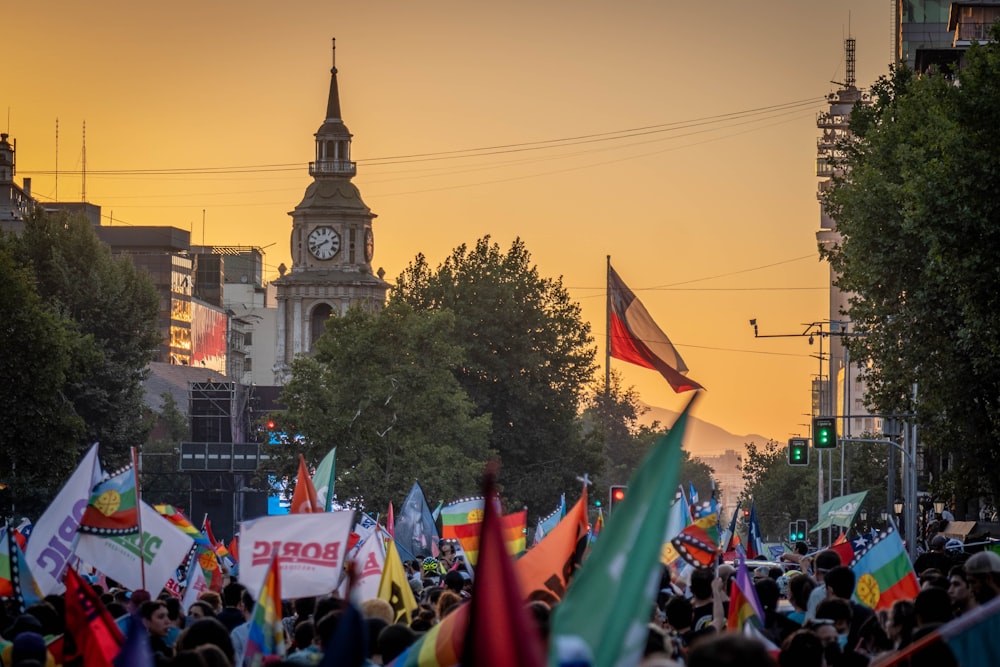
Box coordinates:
[0,133,33,232]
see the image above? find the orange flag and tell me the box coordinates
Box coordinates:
[516,485,589,605]
[290,454,319,513]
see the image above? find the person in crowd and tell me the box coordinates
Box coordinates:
[188,601,217,622]
[437,540,459,571]
[754,577,800,645]
[813,598,868,667]
[779,629,823,667]
[663,595,695,661]
[947,564,977,615]
[913,535,953,576]
[435,590,462,621]
[377,623,418,665]
[198,591,223,614]
[216,583,248,632]
[686,633,777,667]
[964,549,1000,603]
[805,550,842,621]
[780,541,809,567]
[883,599,917,650]
[177,618,236,665]
[688,568,719,631]
[129,589,152,615]
[285,620,320,665]
[823,566,874,651]
[228,588,255,665]
[785,571,814,625]
[0,630,56,667]
[914,586,953,628]
[142,600,176,661]
[360,598,395,626]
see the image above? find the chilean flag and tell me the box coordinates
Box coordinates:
[608,264,703,393]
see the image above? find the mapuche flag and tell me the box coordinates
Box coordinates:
[850,524,920,611]
[79,466,139,536]
[608,264,703,393]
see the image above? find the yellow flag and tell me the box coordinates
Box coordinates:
[378,537,418,624]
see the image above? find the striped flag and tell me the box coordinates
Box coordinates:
[850,524,919,611]
[154,505,212,548]
[243,553,285,666]
[79,466,139,536]
[727,553,765,630]
[745,500,766,560]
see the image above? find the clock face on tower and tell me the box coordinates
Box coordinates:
[364,228,374,262]
[307,226,340,260]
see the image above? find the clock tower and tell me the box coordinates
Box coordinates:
[273,39,389,382]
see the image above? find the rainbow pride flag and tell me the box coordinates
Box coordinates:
[727,553,765,630]
[440,497,525,565]
[243,554,285,666]
[154,504,212,548]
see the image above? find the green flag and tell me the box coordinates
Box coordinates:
[549,394,697,667]
[810,490,867,532]
[311,447,337,512]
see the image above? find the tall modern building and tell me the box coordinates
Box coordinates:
[815,37,878,437]
[896,0,1000,71]
[272,40,389,382]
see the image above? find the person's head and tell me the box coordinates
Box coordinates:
[813,550,842,580]
[435,590,462,620]
[293,619,315,651]
[221,582,246,609]
[188,601,215,621]
[920,571,949,590]
[914,586,953,625]
[141,600,171,638]
[193,644,232,667]
[443,570,465,594]
[360,598,395,625]
[794,541,809,556]
[823,566,856,600]
[6,631,51,667]
[947,564,974,610]
[753,566,771,585]
[197,591,223,612]
[664,595,694,633]
[315,611,341,650]
[789,572,816,612]
[240,590,255,620]
[807,618,839,648]
[963,550,1000,603]
[378,623,418,664]
[526,600,551,644]
[128,589,152,614]
[176,617,236,664]
[438,540,456,559]
[717,564,736,592]
[686,633,777,667]
[688,567,714,601]
[293,596,316,621]
[930,534,948,552]
[815,598,852,637]
[779,629,823,667]
[885,599,917,646]
[754,578,780,613]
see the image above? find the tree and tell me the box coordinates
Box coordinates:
[0,244,86,517]
[822,30,1000,515]
[393,236,601,513]
[9,209,161,469]
[277,301,493,514]
[739,440,818,541]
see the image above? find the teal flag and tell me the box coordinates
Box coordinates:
[549,394,697,667]
[311,447,337,512]
[810,490,867,532]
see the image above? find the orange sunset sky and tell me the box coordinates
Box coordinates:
[6,1,893,443]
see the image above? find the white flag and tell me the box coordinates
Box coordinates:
[26,444,102,595]
[353,530,387,602]
[75,501,194,594]
[181,563,209,612]
[239,511,355,600]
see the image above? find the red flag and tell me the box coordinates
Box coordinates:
[63,567,124,667]
[228,537,239,563]
[608,264,703,393]
[290,454,320,513]
[461,464,546,667]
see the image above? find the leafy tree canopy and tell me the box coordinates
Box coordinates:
[278,301,493,514]
[822,29,1000,507]
[392,236,601,513]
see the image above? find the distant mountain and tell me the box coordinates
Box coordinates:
[636,401,773,458]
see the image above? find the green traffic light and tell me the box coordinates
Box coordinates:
[595,500,602,507]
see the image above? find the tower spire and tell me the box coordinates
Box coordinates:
[326,37,342,121]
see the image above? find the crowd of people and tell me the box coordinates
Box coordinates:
[2,528,999,666]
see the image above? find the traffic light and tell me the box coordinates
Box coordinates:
[812,416,837,449]
[788,438,810,466]
[788,521,797,541]
[609,485,627,511]
[793,520,808,542]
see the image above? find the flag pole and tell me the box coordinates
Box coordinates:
[605,255,612,396]
[132,446,146,591]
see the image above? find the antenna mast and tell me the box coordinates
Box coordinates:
[55,118,59,201]
[82,121,87,202]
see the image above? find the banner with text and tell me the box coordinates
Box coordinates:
[239,511,355,599]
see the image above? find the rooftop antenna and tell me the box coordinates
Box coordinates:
[55,118,59,201]
[332,37,336,69]
[81,120,87,202]
[845,12,856,89]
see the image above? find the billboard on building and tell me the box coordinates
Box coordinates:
[191,302,227,373]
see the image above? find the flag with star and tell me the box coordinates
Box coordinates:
[549,394,696,667]
[850,524,919,611]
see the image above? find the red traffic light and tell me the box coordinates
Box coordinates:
[612,488,626,502]
[609,485,628,510]
[266,420,276,430]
